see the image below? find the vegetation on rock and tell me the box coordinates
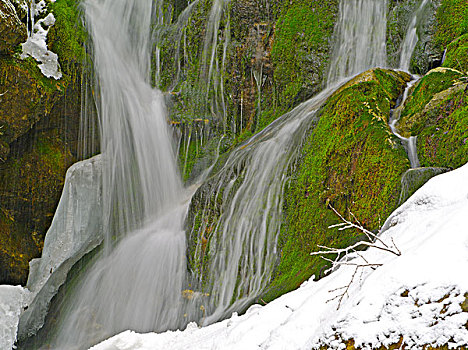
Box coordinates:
[397,67,467,169]
[261,69,411,301]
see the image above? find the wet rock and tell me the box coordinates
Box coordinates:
[397,67,467,169]
[0,0,27,54]
[443,33,468,72]
[0,57,64,162]
[387,0,443,74]
[399,166,448,203]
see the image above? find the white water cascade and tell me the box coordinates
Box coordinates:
[186,0,393,326]
[187,85,340,325]
[388,0,432,169]
[39,0,189,348]
[327,0,388,84]
[17,0,432,348]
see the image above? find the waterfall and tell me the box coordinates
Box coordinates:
[399,0,431,71]
[327,0,388,84]
[187,0,393,325]
[389,78,421,169]
[187,86,339,325]
[38,0,188,348]
[18,0,431,348]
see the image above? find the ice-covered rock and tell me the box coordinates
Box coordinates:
[0,285,29,350]
[18,155,103,341]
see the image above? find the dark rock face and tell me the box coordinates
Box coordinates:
[0,2,85,284]
[0,0,27,54]
[387,0,443,74]
[0,58,64,162]
[410,0,444,74]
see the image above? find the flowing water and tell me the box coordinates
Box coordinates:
[20,0,430,348]
[389,78,421,169]
[187,85,341,325]
[187,0,393,325]
[399,0,431,71]
[40,0,188,348]
[388,0,432,169]
[327,0,388,84]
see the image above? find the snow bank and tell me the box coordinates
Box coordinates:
[20,0,62,79]
[0,286,29,350]
[90,162,468,350]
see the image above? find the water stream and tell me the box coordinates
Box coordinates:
[389,78,421,169]
[41,0,188,347]
[399,0,431,71]
[19,0,430,348]
[327,0,387,84]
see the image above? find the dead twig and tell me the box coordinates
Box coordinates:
[311,205,402,309]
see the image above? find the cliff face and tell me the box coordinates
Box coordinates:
[0,0,87,284]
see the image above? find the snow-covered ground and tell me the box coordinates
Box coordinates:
[90,162,468,350]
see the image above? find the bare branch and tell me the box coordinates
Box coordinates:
[311,205,403,310]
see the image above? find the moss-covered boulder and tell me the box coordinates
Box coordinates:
[443,33,468,72]
[396,67,464,136]
[433,0,468,52]
[264,69,411,301]
[397,67,467,169]
[270,0,338,114]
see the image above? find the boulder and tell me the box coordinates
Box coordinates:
[0,0,27,54]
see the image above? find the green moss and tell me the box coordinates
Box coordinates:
[271,0,338,110]
[48,0,86,76]
[417,87,468,169]
[443,33,468,72]
[398,67,463,134]
[434,0,468,50]
[263,69,410,301]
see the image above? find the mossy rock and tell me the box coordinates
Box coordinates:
[397,67,464,136]
[434,0,468,51]
[0,129,75,284]
[47,0,87,77]
[271,0,338,111]
[396,67,467,169]
[262,69,411,301]
[443,33,468,73]
[417,83,468,169]
[0,56,65,161]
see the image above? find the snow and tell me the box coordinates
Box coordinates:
[0,286,30,350]
[20,1,62,79]
[90,161,468,350]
